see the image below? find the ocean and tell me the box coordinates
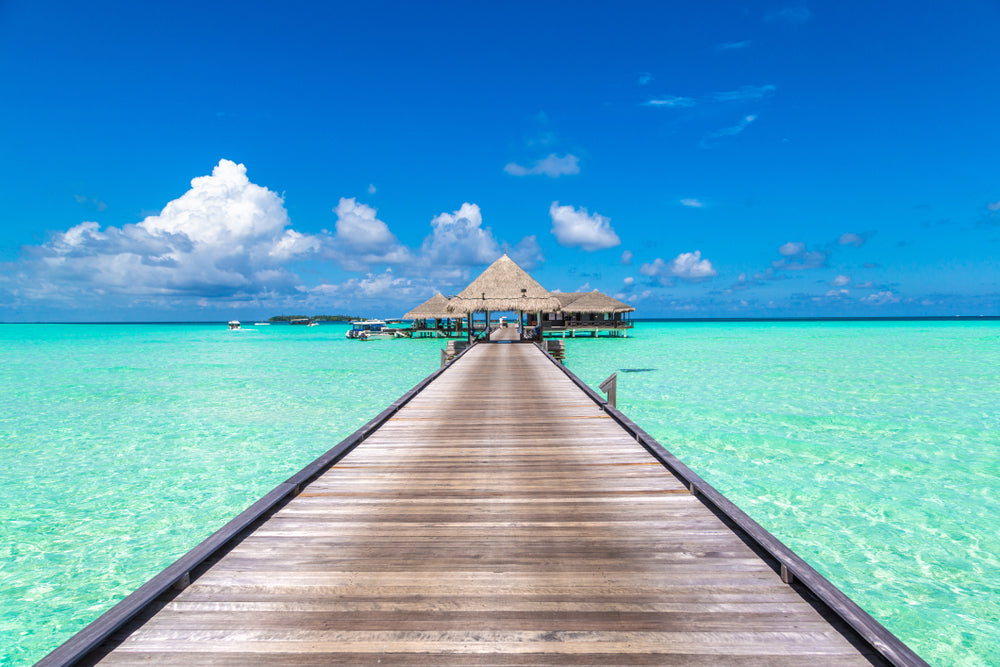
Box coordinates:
[1,320,997,665]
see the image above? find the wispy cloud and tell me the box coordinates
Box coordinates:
[642,96,696,108]
[701,114,758,147]
[714,84,777,102]
[765,6,813,24]
[680,198,704,208]
[716,40,751,50]
[504,153,580,178]
[638,72,653,85]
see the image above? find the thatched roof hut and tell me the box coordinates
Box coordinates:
[559,289,635,314]
[403,292,453,320]
[446,254,562,314]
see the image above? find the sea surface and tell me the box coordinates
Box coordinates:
[1,321,998,665]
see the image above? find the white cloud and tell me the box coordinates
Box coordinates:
[680,198,704,208]
[332,198,398,254]
[714,85,776,102]
[831,274,850,287]
[643,96,696,108]
[17,159,319,303]
[421,203,500,266]
[507,235,545,271]
[666,251,718,281]
[624,276,635,286]
[779,241,806,257]
[701,114,758,147]
[988,201,1000,212]
[367,183,376,195]
[549,202,621,251]
[838,232,867,247]
[861,291,900,305]
[640,251,717,283]
[504,153,580,177]
[620,250,633,265]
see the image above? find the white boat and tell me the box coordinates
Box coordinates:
[228,320,241,330]
[346,319,400,340]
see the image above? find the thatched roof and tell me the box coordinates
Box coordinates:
[551,292,587,308]
[560,289,635,314]
[403,292,454,319]
[446,254,562,314]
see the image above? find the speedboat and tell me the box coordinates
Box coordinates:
[228,320,241,330]
[346,319,399,340]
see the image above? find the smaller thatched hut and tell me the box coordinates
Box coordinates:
[403,293,464,338]
[546,289,635,337]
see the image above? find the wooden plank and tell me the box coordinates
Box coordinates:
[43,342,924,666]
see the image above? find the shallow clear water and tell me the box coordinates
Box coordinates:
[0,323,443,666]
[2,321,998,665]
[564,321,1000,666]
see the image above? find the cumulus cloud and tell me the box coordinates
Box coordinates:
[779,241,806,256]
[421,203,500,266]
[666,251,718,281]
[549,202,621,251]
[831,274,850,287]
[620,250,633,265]
[772,241,827,270]
[504,154,580,177]
[861,290,900,305]
[15,159,319,304]
[838,232,869,247]
[640,251,717,283]
[326,198,411,271]
[680,198,704,208]
[367,183,376,195]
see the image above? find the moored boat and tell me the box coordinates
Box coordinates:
[346,319,401,340]
[228,320,241,330]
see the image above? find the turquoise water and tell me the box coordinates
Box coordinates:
[2,321,998,665]
[565,321,1000,666]
[0,323,444,666]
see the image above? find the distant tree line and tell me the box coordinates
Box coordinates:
[268,314,362,322]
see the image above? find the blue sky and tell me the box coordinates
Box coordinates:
[1,0,998,321]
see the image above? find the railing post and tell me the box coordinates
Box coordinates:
[599,372,617,408]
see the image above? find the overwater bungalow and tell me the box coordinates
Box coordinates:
[402,292,466,338]
[445,253,562,341]
[542,289,635,337]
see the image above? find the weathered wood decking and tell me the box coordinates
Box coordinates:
[46,342,925,666]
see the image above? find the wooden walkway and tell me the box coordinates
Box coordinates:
[71,343,902,665]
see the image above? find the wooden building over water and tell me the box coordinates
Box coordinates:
[404,254,637,341]
[403,292,466,338]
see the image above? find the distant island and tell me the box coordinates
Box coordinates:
[268,314,362,322]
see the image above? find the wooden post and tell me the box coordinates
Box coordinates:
[599,372,617,408]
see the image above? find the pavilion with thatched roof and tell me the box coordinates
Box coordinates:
[445,253,562,341]
[545,289,635,338]
[402,293,465,338]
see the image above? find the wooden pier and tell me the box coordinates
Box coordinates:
[41,342,926,666]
